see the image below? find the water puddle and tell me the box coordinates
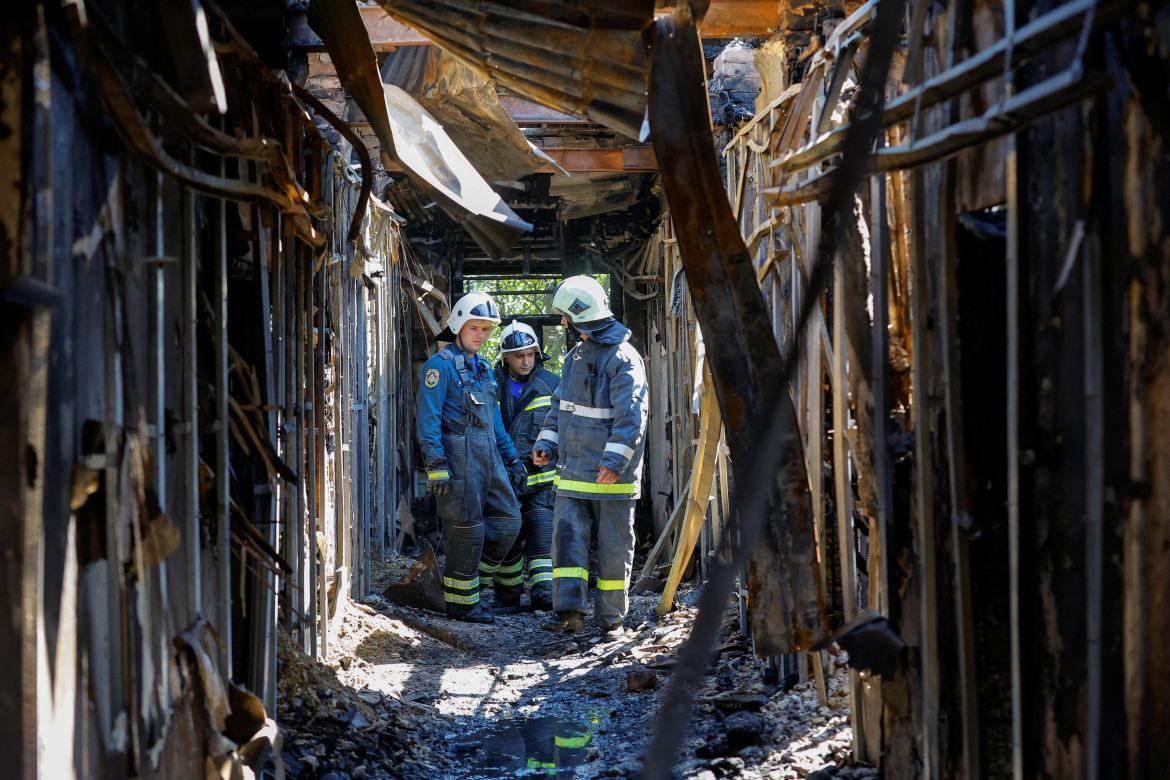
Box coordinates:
[448,710,610,779]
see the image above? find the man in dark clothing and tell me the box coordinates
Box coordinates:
[488,321,560,611]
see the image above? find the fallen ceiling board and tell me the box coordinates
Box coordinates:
[383,46,565,182]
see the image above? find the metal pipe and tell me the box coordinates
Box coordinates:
[774,0,1130,175]
[214,158,232,677]
[181,186,202,625]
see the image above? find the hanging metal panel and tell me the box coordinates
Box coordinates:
[383,46,566,182]
[308,0,533,258]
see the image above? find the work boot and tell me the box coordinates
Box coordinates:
[599,622,628,642]
[448,601,496,624]
[541,610,585,634]
[530,587,553,612]
[491,592,522,610]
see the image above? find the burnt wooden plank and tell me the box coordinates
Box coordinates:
[647,13,825,656]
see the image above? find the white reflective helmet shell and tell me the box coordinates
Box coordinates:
[500,321,540,354]
[446,291,502,335]
[551,275,612,324]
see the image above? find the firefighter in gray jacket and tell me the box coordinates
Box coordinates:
[532,276,649,636]
[488,321,559,611]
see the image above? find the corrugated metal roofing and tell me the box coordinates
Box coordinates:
[370,0,655,140]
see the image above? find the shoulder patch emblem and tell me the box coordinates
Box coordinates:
[424,368,440,388]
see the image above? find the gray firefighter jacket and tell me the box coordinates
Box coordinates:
[533,320,649,500]
[494,363,560,495]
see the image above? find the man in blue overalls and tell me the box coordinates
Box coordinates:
[532,276,649,637]
[417,291,526,624]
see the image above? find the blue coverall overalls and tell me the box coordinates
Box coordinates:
[490,362,560,606]
[417,343,522,614]
[533,320,649,629]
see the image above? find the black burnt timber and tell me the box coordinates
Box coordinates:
[648,11,825,659]
[292,83,371,244]
[641,0,903,773]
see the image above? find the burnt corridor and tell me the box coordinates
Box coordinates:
[3,0,1170,779]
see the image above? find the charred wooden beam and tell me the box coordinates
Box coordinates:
[647,11,824,658]
[642,0,902,772]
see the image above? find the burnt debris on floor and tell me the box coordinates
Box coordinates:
[7,0,1170,778]
[268,555,878,780]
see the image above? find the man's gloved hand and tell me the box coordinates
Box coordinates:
[426,461,452,496]
[532,442,555,466]
[506,457,527,491]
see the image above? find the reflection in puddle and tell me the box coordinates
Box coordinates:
[450,711,609,778]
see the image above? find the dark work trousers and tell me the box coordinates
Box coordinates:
[493,488,555,601]
[550,495,636,629]
[437,423,521,613]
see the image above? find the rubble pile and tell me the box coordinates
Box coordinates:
[275,629,443,779]
[269,556,878,780]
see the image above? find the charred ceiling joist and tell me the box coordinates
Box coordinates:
[308,0,532,258]
[372,0,656,140]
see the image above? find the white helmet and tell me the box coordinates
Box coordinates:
[551,275,612,325]
[446,291,501,335]
[499,322,540,354]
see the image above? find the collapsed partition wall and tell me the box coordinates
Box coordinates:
[0,5,414,776]
[711,0,1170,777]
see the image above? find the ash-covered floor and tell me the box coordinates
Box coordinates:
[273,555,880,780]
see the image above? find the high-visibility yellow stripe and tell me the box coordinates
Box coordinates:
[555,735,592,748]
[443,575,480,589]
[478,562,500,574]
[553,567,589,580]
[554,476,637,494]
[529,572,553,584]
[444,592,479,605]
[526,471,556,486]
[527,557,553,570]
[496,560,524,574]
[525,396,552,411]
[559,400,613,419]
[494,573,524,586]
[427,470,450,479]
[596,578,626,591]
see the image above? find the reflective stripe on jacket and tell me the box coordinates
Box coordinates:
[494,364,560,496]
[536,321,648,500]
